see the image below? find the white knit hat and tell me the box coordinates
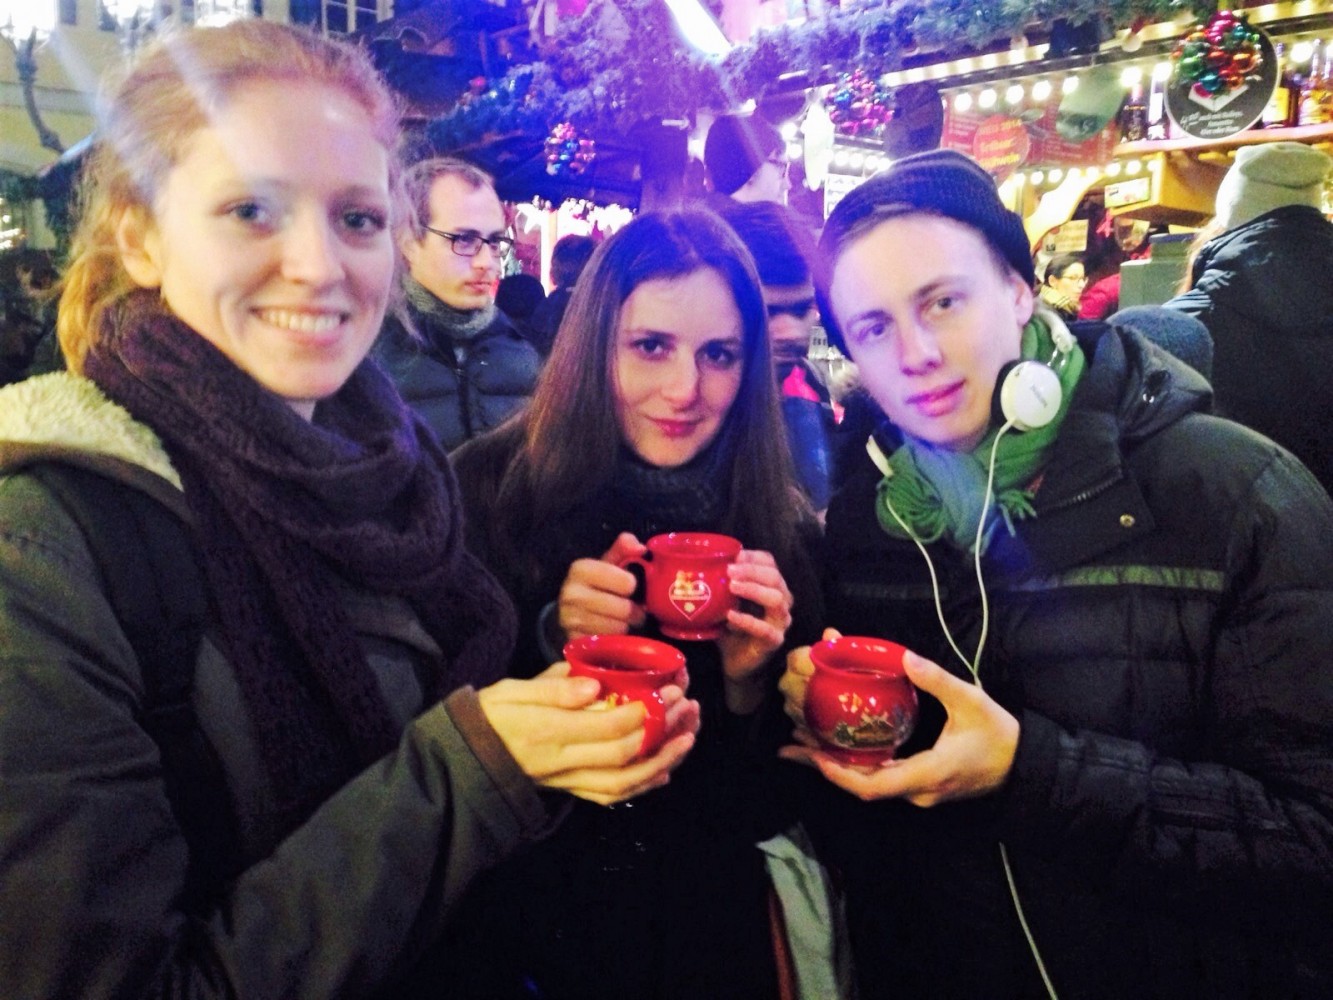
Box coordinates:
[1214,141,1332,232]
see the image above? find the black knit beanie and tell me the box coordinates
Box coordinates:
[705,113,784,196]
[816,149,1035,352]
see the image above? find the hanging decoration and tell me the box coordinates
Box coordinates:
[823,69,892,139]
[545,122,596,176]
[1171,9,1263,99]
[428,0,1216,157]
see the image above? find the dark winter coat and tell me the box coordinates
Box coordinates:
[814,324,1333,1000]
[1167,204,1333,496]
[441,421,824,1000]
[375,304,540,451]
[0,374,560,1000]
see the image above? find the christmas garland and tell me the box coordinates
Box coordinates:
[0,169,39,207]
[426,0,1219,153]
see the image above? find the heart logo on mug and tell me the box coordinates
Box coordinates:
[618,533,742,641]
[668,572,711,619]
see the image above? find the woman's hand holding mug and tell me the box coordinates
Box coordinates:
[479,660,700,806]
[558,533,648,640]
[716,548,794,713]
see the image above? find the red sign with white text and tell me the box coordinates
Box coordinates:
[944,97,1119,172]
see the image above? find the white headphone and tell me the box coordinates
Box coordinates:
[994,321,1077,432]
[863,316,1075,1000]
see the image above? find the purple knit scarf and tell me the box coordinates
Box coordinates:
[84,291,516,828]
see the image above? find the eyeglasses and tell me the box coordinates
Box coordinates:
[766,155,791,178]
[423,226,514,258]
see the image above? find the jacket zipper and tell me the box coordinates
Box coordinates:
[1038,470,1123,517]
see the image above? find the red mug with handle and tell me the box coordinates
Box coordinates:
[564,634,686,756]
[804,636,919,765]
[618,532,743,641]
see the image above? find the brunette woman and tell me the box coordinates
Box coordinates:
[448,209,822,999]
[0,22,696,999]
[1037,251,1086,321]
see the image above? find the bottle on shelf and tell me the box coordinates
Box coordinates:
[1146,67,1169,140]
[1260,42,1299,129]
[1120,81,1147,142]
[1299,37,1333,126]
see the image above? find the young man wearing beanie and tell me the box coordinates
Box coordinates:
[704,112,790,205]
[1165,141,1333,495]
[778,148,1333,999]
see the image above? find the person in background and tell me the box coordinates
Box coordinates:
[1165,141,1333,496]
[779,149,1333,999]
[717,198,836,512]
[1036,251,1085,321]
[1107,304,1213,379]
[445,209,823,1000]
[375,157,541,450]
[1077,215,1151,321]
[0,248,58,386]
[529,232,596,357]
[703,112,790,207]
[0,22,698,1000]
[495,271,547,355]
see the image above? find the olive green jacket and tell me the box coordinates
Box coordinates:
[0,373,559,999]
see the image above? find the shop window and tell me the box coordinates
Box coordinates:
[322,0,390,34]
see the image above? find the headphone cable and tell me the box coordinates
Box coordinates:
[872,424,1060,1000]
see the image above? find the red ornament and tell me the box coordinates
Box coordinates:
[1171,11,1264,98]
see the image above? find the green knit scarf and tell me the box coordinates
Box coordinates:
[874,311,1086,555]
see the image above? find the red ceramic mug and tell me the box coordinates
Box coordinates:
[618,532,743,641]
[804,636,918,765]
[564,634,686,756]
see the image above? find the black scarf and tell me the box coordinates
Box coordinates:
[610,438,732,532]
[84,291,516,828]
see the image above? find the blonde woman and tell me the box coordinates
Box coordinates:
[0,21,696,999]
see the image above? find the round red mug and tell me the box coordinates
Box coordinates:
[804,636,918,765]
[563,634,686,756]
[619,532,743,641]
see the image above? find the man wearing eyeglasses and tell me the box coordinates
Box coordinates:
[377,157,541,450]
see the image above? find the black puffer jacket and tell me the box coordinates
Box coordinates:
[815,324,1333,1000]
[375,305,540,451]
[1167,204,1333,496]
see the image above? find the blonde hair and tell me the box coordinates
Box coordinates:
[401,157,495,238]
[57,19,405,373]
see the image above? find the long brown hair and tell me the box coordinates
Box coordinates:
[497,208,809,570]
[56,19,405,373]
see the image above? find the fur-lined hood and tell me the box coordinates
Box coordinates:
[0,372,180,489]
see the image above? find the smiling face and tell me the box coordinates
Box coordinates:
[401,173,506,311]
[828,213,1033,452]
[116,78,395,419]
[613,268,745,468]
